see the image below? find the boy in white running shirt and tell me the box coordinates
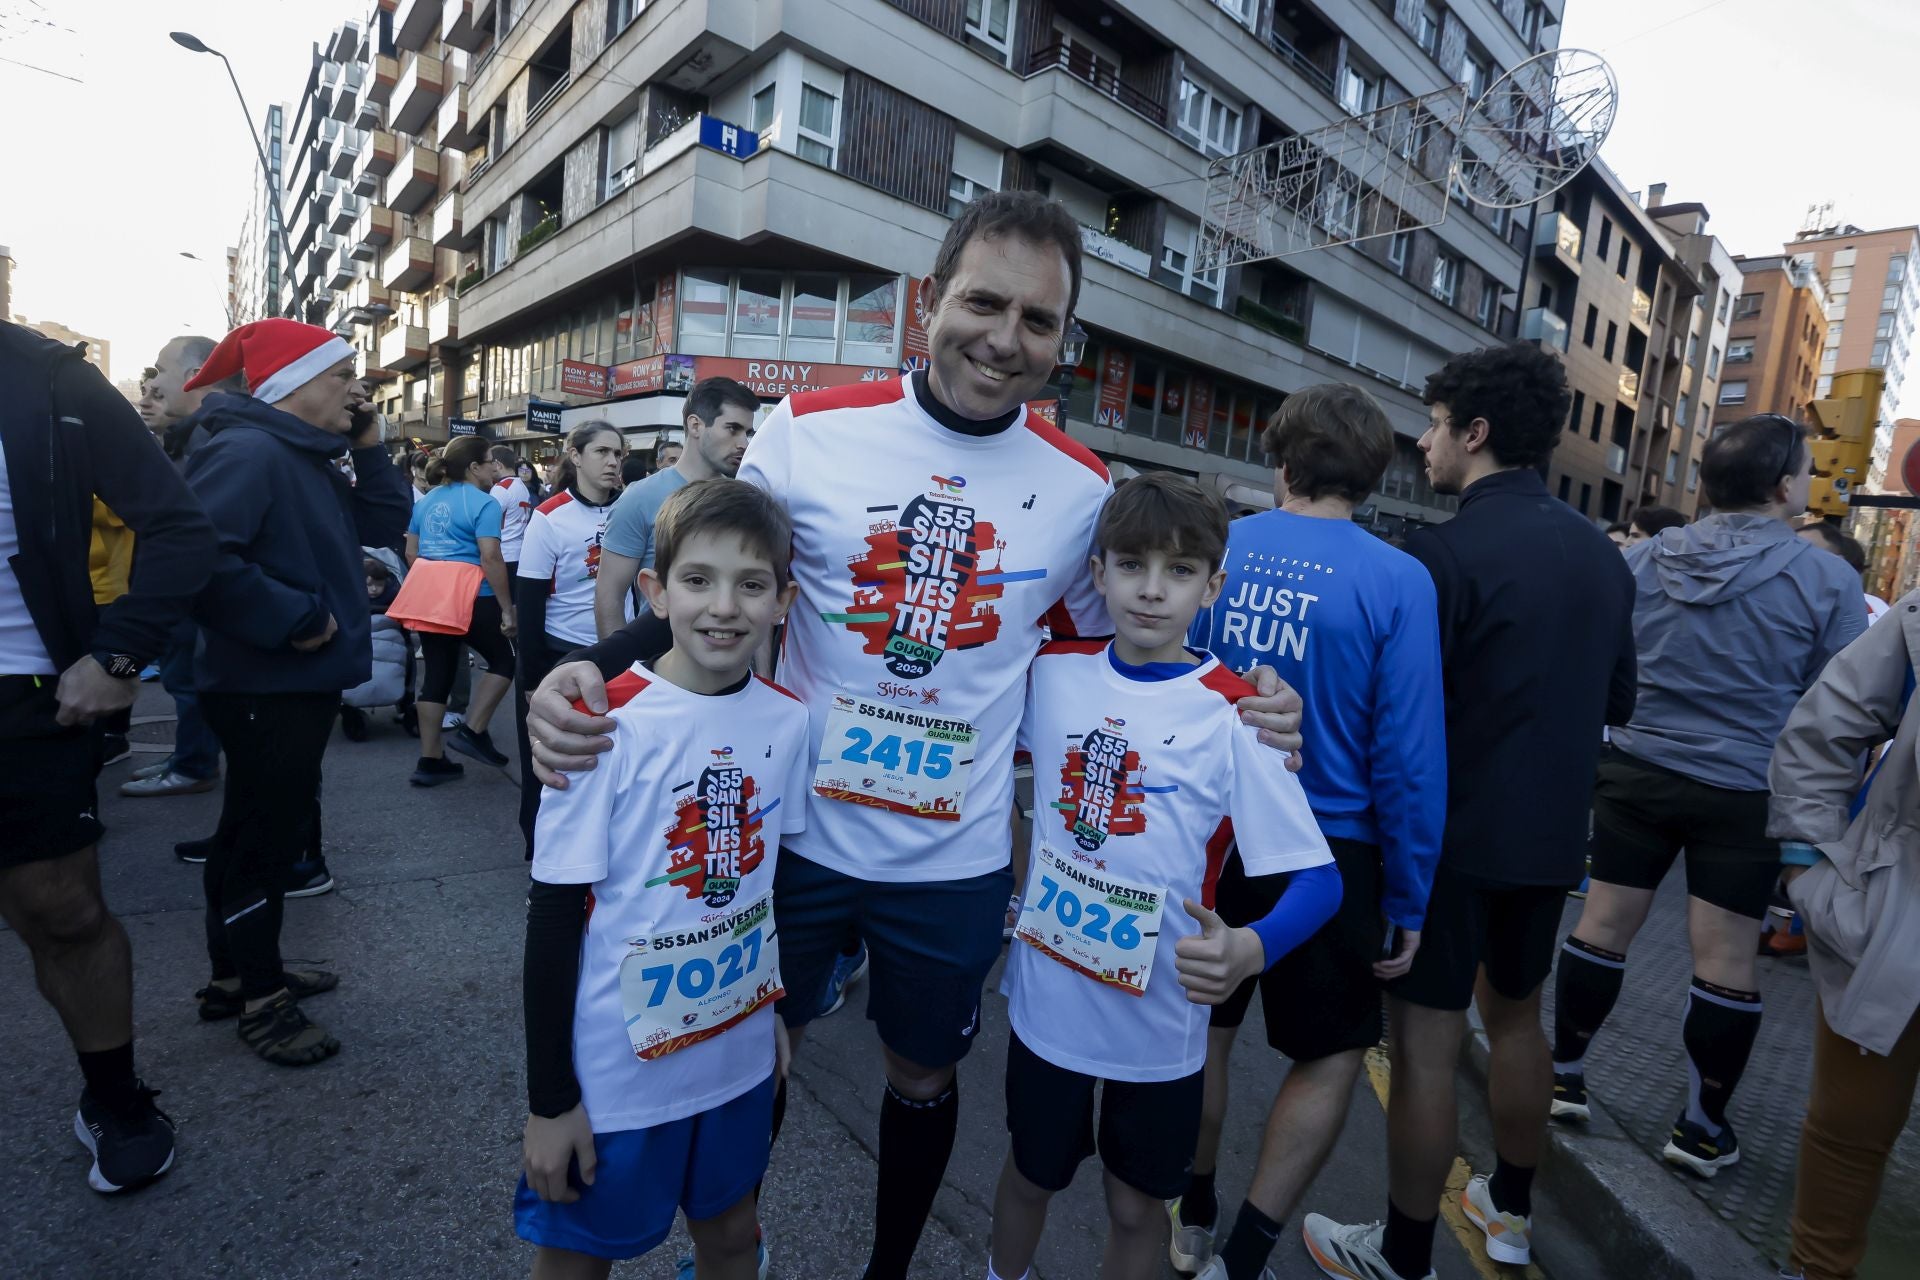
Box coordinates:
[988,475,1339,1280]
[516,480,808,1280]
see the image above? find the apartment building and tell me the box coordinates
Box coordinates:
[1519,157,1697,527]
[17,315,111,380]
[1647,186,1737,519]
[0,244,12,320]
[1717,254,1828,424]
[1786,222,1920,485]
[321,0,1569,527]
[228,104,289,326]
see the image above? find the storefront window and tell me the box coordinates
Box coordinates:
[1129,358,1161,436]
[1157,369,1188,445]
[844,274,898,366]
[789,273,840,362]
[1228,395,1256,461]
[732,271,784,358]
[680,269,730,355]
[1209,388,1231,456]
[674,269,905,366]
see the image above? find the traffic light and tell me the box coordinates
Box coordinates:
[1806,369,1884,516]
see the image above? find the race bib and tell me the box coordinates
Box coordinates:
[1014,845,1166,997]
[813,694,976,821]
[618,894,782,1061]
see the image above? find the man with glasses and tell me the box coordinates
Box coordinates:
[1550,413,1865,1181]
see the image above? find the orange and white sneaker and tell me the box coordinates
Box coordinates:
[1461,1174,1532,1265]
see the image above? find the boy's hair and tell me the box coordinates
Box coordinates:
[1421,342,1572,470]
[1095,471,1229,571]
[1632,505,1686,537]
[1261,383,1395,503]
[1605,521,1630,536]
[653,478,794,587]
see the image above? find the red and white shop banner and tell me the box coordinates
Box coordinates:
[1094,349,1132,429]
[1182,379,1214,450]
[559,359,608,398]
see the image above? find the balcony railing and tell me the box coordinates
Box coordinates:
[1023,44,1166,129]
[526,70,572,128]
[1605,442,1627,475]
[1079,225,1151,278]
[1521,306,1568,352]
[1265,31,1336,100]
[1619,367,1641,402]
[1533,210,1581,263]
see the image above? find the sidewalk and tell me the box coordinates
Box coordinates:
[1534,868,1920,1278]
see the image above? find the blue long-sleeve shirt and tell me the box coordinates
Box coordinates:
[1192,511,1447,930]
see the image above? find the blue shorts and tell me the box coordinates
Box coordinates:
[774,849,1012,1069]
[513,1073,776,1261]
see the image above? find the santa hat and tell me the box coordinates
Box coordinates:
[184,318,355,405]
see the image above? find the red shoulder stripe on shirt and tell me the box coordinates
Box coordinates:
[790,378,907,417]
[1199,665,1255,704]
[1023,413,1109,482]
[582,670,650,716]
[756,675,803,703]
[493,478,513,490]
[1037,637,1109,658]
[536,491,574,515]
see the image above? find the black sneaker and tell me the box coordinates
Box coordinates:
[284,859,335,898]
[338,705,369,742]
[1662,1116,1741,1178]
[175,837,214,864]
[446,723,510,768]
[409,756,466,787]
[74,1082,176,1193]
[1550,1072,1590,1122]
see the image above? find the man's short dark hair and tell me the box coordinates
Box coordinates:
[1605,522,1630,536]
[1801,521,1867,574]
[1095,471,1229,572]
[489,445,519,470]
[653,478,794,588]
[621,454,650,485]
[930,189,1084,321]
[1421,342,1572,470]
[1261,383,1395,504]
[684,377,759,429]
[1702,414,1808,511]
[1632,505,1686,537]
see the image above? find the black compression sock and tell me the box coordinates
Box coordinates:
[1184,1168,1219,1230]
[755,1074,790,1204]
[1488,1157,1535,1217]
[1552,936,1626,1071]
[1684,978,1762,1133]
[862,1078,959,1280]
[1220,1201,1282,1280]
[77,1042,138,1109]
[1380,1199,1436,1280]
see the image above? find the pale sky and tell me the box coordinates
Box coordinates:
[4,0,1918,406]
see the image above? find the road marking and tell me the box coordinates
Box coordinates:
[1363,1046,1548,1280]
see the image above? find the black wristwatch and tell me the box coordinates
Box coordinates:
[94,652,141,680]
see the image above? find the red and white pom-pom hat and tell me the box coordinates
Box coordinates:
[183,318,354,405]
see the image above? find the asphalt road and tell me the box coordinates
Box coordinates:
[0,685,1608,1279]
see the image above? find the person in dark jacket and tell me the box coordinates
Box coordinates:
[1303,343,1637,1280]
[0,320,215,1194]
[180,319,411,1068]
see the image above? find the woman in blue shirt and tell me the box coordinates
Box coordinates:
[404,435,517,785]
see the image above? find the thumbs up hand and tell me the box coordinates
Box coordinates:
[1174,899,1265,1005]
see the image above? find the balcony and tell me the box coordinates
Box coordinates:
[394,0,442,52]
[1619,367,1642,403]
[389,140,441,214]
[353,129,399,196]
[356,93,383,131]
[391,52,447,136]
[366,54,400,108]
[1533,211,1582,272]
[329,241,357,288]
[430,192,474,249]
[316,62,339,117]
[428,295,460,346]
[1629,287,1653,331]
[330,64,364,121]
[330,193,363,234]
[1522,306,1569,352]
[1265,29,1337,101]
[382,236,435,291]
[330,132,360,178]
[526,68,571,129]
[443,0,484,51]
[345,276,394,324]
[1079,224,1151,278]
[1022,44,1166,129]
[437,81,478,151]
[1606,442,1628,475]
[377,322,429,372]
[326,21,360,62]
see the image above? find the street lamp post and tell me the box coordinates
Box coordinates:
[171,31,286,319]
[1055,320,1089,424]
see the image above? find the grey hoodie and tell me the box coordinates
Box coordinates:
[1610,512,1866,790]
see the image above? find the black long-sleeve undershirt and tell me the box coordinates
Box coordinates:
[523,879,590,1118]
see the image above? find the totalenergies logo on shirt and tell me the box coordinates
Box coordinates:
[647,755,767,907]
[831,476,1018,680]
[1057,723,1147,851]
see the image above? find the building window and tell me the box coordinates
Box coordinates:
[947,174,990,217]
[1596,217,1612,261]
[1685,333,1699,365]
[1583,304,1598,346]
[964,0,1014,61]
[603,110,639,200]
[1890,254,1909,282]
[1666,452,1679,483]
[1707,346,1721,378]
[796,82,839,166]
[672,268,902,364]
[1687,458,1699,492]
[1213,0,1257,28]
[1579,482,1592,515]
[1430,252,1459,306]
[1476,280,1497,328]
[1590,402,1603,441]
[1873,340,1891,367]
[1568,389,1585,434]
[751,85,775,133]
[1338,62,1381,116]
[1162,217,1222,306]
[1557,474,1572,502]
[1416,3,1442,56]
[1177,74,1242,156]
[1719,379,1748,406]
[1726,337,1754,363]
[1616,240,1630,278]
[606,0,638,40]
[1463,53,1491,100]
[1676,392,1689,426]
[947,131,1001,218]
[1386,231,1409,273]
[1603,321,1617,361]
[1734,293,1763,318]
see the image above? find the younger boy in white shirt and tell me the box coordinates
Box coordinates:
[988,473,1340,1280]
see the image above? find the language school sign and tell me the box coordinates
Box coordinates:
[598,355,895,401]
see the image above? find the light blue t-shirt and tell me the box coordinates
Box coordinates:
[409,483,505,596]
[602,467,689,614]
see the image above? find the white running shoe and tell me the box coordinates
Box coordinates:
[1166,1196,1215,1274]
[1300,1216,1436,1280]
[441,711,464,730]
[1461,1173,1533,1265]
[1192,1258,1274,1280]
